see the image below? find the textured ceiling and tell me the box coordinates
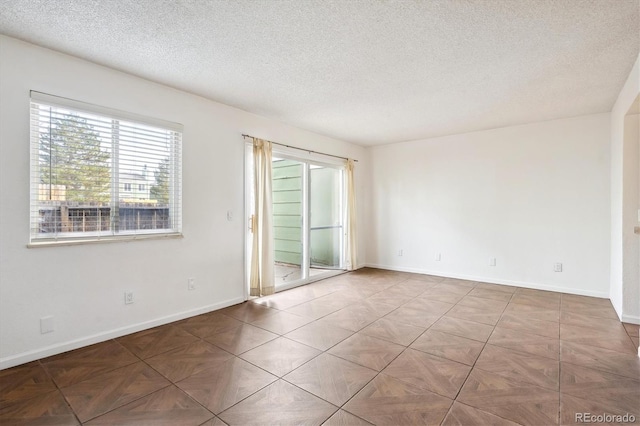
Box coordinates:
[0,0,638,146]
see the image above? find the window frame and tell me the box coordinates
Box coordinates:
[28,91,183,247]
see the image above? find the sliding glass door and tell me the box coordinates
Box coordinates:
[246,145,346,294]
[272,157,306,284]
[309,165,344,271]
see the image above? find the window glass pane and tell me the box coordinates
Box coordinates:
[30,95,182,243]
[309,166,343,270]
[36,106,113,235]
[273,158,304,281]
[117,120,174,233]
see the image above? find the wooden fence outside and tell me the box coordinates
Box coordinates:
[37,201,170,234]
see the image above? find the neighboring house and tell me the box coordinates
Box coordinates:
[119,169,153,201]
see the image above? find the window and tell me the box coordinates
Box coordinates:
[30,92,182,244]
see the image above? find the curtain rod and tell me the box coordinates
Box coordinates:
[242,134,358,162]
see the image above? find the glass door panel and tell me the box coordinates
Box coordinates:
[272,158,305,284]
[309,165,343,271]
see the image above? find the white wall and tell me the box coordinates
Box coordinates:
[610,53,640,324]
[612,55,640,324]
[367,114,611,297]
[0,35,368,369]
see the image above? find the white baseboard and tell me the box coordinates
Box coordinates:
[0,296,244,370]
[621,313,640,325]
[364,263,610,299]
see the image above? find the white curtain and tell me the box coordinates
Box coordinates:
[250,139,275,296]
[345,159,358,271]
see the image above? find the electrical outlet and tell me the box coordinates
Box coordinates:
[435,253,442,261]
[188,278,196,291]
[490,257,496,266]
[398,249,403,257]
[554,262,563,272]
[124,291,134,304]
[40,316,54,334]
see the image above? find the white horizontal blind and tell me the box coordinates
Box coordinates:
[30,92,182,243]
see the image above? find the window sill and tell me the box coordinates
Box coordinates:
[27,232,183,248]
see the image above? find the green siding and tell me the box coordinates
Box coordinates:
[274,215,301,228]
[274,177,302,191]
[276,227,301,241]
[273,164,301,179]
[272,159,302,265]
[275,251,301,265]
[273,191,301,203]
[273,203,301,216]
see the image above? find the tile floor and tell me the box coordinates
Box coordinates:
[1,268,639,425]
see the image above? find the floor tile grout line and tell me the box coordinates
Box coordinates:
[224,288,373,364]
[48,346,177,424]
[40,340,143,390]
[34,357,84,426]
[558,355,562,425]
[63,340,184,423]
[449,288,515,403]
[439,400,528,426]
[66,322,257,423]
[3,271,634,426]
[332,282,472,420]
[182,350,279,420]
[302,278,451,417]
[208,365,277,419]
[118,323,204,360]
[439,287,538,426]
[78,382,176,424]
[559,358,640,382]
[336,280,484,423]
[215,276,412,424]
[167,384,217,423]
[231,335,324,380]
[439,402,458,426]
[204,331,279,357]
